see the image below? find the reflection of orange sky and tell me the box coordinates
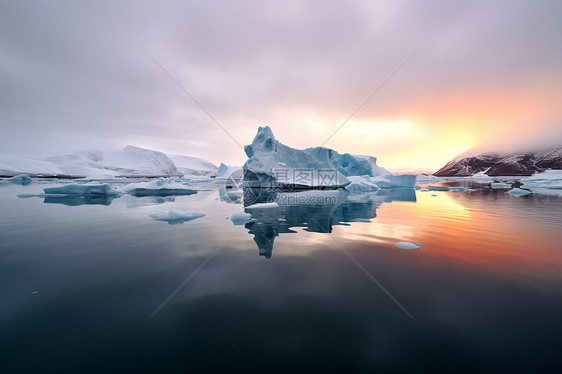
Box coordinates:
[335,192,562,280]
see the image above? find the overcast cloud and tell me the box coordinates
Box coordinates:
[1,0,561,169]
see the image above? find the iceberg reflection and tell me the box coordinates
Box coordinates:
[242,188,416,258]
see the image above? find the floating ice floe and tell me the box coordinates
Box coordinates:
[8,174,32,185]
[491,182,511,189]
[121,179,197,196]
[244,202,279,209]
[231,212,252,225]
[43,182,120,196]
[508,188,532,196]
[520,170,562,196]
[149,210,205,224]
[395,241,424,250]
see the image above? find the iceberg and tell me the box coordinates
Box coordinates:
[150,210,205,224]
[216,163,242,178]
[345,175,380,193]
[508,188,532,196]
[8,174,32,185]
[395,241,424,250]
[243,126,401,189]
[121,179,197,197]
[370,174,416,189]
[43,182,120,196]
[231,212,252,225]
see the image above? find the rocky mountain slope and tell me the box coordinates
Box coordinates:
[434,148,562,176]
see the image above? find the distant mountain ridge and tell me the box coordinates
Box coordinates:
[0,146,218,178]
[434,147,562,177]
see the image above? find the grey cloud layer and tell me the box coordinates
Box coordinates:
[1,0,560,163]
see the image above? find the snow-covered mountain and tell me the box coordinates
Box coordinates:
[0,146,217,178]
[46,146,183,177]
[434,148,562,177]
[169,155,218,176]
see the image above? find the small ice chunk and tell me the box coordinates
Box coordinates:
[43,182,119,195]
[231,212,252,225]
[8,174,32,185]
[508,188,532,196]
[395,241,424,250]
[245,202,279,209]
[150,210,205,224]
[491,182,511,189]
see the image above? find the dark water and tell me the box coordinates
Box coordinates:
[1,180,561,373]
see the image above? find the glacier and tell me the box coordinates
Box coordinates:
[243,126,411,189]
[169,155,218,177]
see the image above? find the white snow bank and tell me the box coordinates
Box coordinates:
[395,241,424,250]
[170,155,218,176]
[43,182,120,195]
[121,179,197,196]
[46,146,182,177]
[526,169,562,180]
[0,155,62,176]
[508,188,532,196]
[231,212,252,225]
[520,170,562,196]
[150,210,205,224]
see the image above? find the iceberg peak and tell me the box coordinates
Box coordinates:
[242,126,399,189]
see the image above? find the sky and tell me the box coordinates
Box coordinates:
[1,0,561,172]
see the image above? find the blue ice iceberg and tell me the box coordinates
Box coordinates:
[508,188,532,196]
[243,126,401,189]
[122,179,197,196]
[8,174,32,185]
[43,182,119,195]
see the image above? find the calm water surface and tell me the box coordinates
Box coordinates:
[1,180,561,373]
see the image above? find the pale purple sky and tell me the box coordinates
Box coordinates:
[1,0,561,170]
